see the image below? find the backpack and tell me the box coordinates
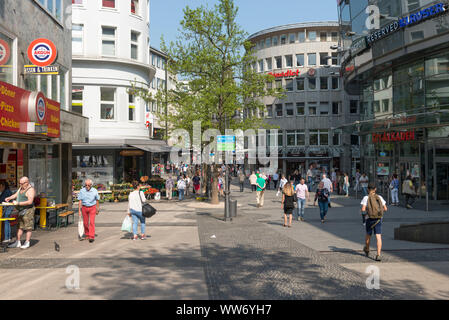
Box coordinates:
[366,193,384,219]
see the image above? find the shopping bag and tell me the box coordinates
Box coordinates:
[276,190,280,197]
[78,220,84,238]
[121,216,132,233]
[154,192,161,201]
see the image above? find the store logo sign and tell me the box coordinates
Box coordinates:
[0,39,10,66]
[372,130,415,143]
[366,3,447,46]
[36,96,46,122]
[268,69,300,78]
[27,38,57,67]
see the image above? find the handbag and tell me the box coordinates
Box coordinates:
[140,192,157,218]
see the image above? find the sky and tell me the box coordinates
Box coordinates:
[150,0,339,51]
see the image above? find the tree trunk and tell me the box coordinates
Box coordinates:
[210,164,219,204]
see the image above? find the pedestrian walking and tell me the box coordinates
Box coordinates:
[343,172,350,197]
[177,175,187,201]
[185,175,191,197]
[128,181,148,240]
[166,175,174,200]
[281,182,296,227]
[238,170,245,192]
[314,181,330,224]
[361,183,387,261]
[354,169,361,192]
[0,181,13,243]
[76,179,100,243]
[321,174,333,207]
[306,165,314,192]
[249,171,257,192]
[218,174,224,197]
[360,173,369,197]
[389,174,400,205]
[295,178,309,221]
[402,175,416,209]
[272,171,279,190]
[256,173,266,208]
[192,172,201,195]
[6,177,36,249]
[331,169,337,191]
[277,175,288,196]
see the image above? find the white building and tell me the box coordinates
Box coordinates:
[71,0,165,185]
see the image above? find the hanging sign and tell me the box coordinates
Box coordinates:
[27,38,57,67]
[24,65,59,75]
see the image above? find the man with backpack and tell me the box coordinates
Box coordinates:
[361,183,388,261]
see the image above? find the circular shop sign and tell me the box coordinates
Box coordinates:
[0,39,10,65]
[27,38,57,67]
[36,92,46,122]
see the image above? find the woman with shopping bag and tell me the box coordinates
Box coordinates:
[127,181,148,240]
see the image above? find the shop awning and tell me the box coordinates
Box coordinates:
[126,139,172,153]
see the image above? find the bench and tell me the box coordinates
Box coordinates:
[57,211,75,228]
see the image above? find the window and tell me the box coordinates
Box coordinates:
[287,130,296,146]
[102,0,115,8]
[157,56,161,68]
[272,36,278,46]
[278,131,283,146]
[350,100,358,113]
[351,135,360,145]
[131,0,139,15]
[275,56,282,69]
[308,77,316,90]
[258,60,264,72]
[296,131,305,145]
[267,105,273,118]
[276,104,283,117]
[319,102,329,115]
[286,103,294,116]
[275,79,282,90]
[72,24,84,55]
[331,32,338,42]
[308,53,316,66]
[309,130,318,145]
[331,52,338,65]
[41,75,48,96]
[320,53,329,66]
[285,55,292,68]
[51,74,58,100]
[266,81,272,90]
[296,78,304,91]
[151,54,156,66]
[308,103,317,115]
[296,54,304,67]
[382,99,390,112]
[332,102,340,115]
[296,102,305,115]
[285,79,293,92]
[320,77,328,90]
[129,94,136,121]
[161,58,166,70]
[308,31,316,41]
[102,26,116,56]
[38,0,63,21]
[320,130,329,145]
[100,87,115,120]
[298,31,305,42]
[258,39,264,49]
[289,33,295,43]
[332,77,339,89]
[280,34,287,45]
[320,32,327,42]
[151,77,155,89]
[72,86,83,115]
[265,38,271,48]
[333,133,341,146]
[131,31,139,60]
[259,109,264,118]
[266,58,272,70]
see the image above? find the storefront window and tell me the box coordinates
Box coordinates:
[72,152,114,189]
[393,60,425,112]
[47,145,61,203]
[425,52,449,110]
[29,145,47,197]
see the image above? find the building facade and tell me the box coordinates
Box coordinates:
[0,0,88,204]
[248,22,360,178]
[338,0,449,201]
[71,0,163,185]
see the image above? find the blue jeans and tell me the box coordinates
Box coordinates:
[297,198,306,218]
[178,189,185,200]
[362,187,368,197]
[2,206,13,240]
[307,177,313,192]
[318,201,328,220]
[130,209,146,236]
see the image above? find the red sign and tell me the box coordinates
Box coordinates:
[27,38,57,67]
[372,130,415,143]
[0,39,10,65]
[0,81,60,138]
[268,69,300,78]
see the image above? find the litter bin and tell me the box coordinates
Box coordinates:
[230,200,237,218]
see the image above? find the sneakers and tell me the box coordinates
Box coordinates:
[140,235,147,240]
[20,241,30,249]
[89,239,95,243]
[2,239,11,243]
[375,255,382,262]
[406,204,413,209]
[8,240,21,248]
[363,246,370,257]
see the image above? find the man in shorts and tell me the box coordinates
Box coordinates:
[361,183,387,261]
[6,177,36,249]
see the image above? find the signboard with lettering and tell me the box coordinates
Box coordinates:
[372,130,415,143]
[24,65,59,75]
[217,135,236,152]
[27,38,57,67]
[268,69,300,78]
[0,81,60,137]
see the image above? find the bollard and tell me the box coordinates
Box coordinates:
[230,200,237,218]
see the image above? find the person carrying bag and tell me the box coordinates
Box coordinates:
[128,181,155,240]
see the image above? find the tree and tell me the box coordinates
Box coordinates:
[130,0,284,204]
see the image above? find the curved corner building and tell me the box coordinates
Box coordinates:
[338,0,449,200]
[248,22,360,176]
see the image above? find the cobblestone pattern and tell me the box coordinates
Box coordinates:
[196,208,400,300]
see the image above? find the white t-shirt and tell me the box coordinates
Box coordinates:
[321,178,332,191]
[279,178,288,189]
[359,176,369,187]
[361,195,386,207]
[128,190,146,212]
